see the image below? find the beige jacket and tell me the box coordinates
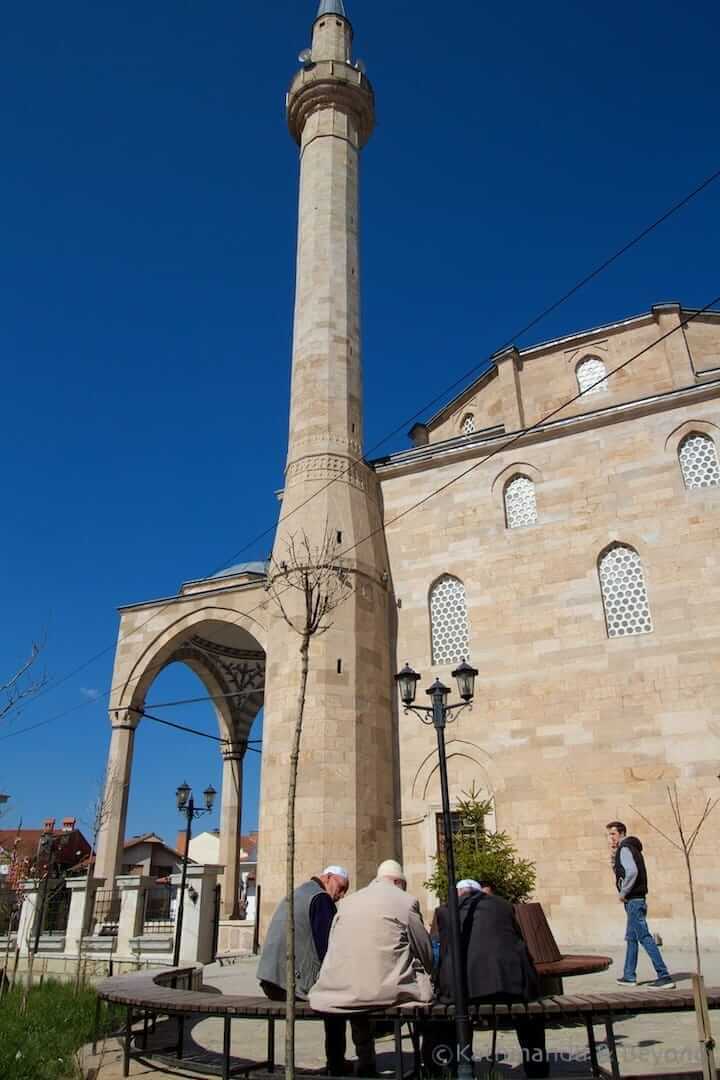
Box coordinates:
[309,878,433,1012]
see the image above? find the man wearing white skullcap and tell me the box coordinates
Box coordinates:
[429,882,548,1078]
[310,860,433,1071]
[257,864,352,1074]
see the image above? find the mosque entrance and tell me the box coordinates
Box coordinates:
[94,568,269,929]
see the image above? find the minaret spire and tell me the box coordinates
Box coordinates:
[316,0,347,17]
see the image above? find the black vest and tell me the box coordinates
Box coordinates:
[613,839,648,900]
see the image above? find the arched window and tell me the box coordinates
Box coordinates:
[504,475,538,529]
[430,575,470,665]
[576,356,608,395]
[598,544,653,638]
[678,432,720,489]
[461,413,476,435]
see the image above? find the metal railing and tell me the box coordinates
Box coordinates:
[87,887,121,937]
[40,885,71,935]
[142,885,175,935]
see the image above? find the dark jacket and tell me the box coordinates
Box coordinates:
[613,836,648,900]
[436,893,540,1003]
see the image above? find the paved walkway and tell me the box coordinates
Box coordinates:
[82,946,720,1078]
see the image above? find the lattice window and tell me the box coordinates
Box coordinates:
[461,413,476,434]
[504,475,538,529]
[577,356,608,395]
[598,545,653,638]
[678,432,720,489]
[430,575,470,666]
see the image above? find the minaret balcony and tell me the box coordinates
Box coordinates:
[287,60,375,146]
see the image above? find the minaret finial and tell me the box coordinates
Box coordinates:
[316,0,348,18]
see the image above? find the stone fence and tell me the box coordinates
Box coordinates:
[0,862,254,983]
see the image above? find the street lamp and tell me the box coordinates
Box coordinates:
[173,781,216,968]
[395,659,478,1080]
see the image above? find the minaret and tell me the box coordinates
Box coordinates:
[257,1,397,915]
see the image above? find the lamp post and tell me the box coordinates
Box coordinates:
[395,659,478,1080]
[173,781,216,968]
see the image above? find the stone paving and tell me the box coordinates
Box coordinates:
[83,946,720,1078]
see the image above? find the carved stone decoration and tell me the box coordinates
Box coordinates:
[285,454,370,494]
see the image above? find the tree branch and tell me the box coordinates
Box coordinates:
[0,642,47,723]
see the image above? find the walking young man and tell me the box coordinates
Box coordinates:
[606,821,675,989]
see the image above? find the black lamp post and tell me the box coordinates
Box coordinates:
[395,658,478,1080]
[173,781,216,968]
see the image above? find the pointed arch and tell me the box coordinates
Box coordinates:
[411,740,494,802]
[576,355,608,395]
[504,474,538,529]
[678,431,720,489]
[597,543,653,638]
[429,574,470,665]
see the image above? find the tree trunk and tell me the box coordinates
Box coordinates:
[685,850,702,977]
[692,973,718,1080]
[285,634,310,1080]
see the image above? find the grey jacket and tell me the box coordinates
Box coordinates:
[257,879,327,999]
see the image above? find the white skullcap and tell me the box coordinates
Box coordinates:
[322,865,349,880]
[456,879,482,892]
[377,859,406,881]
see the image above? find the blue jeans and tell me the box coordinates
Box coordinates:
[623,898,669,981]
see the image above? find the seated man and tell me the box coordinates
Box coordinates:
[257,864,353,1075]
[430,882,549,1079]
[310,860,433,1073]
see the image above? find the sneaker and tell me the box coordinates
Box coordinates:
[648,977,676,989]
[616,977,637,986]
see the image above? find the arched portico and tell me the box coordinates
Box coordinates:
[95,571,268,922]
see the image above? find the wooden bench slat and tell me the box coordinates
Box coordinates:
[96,969,720,1027]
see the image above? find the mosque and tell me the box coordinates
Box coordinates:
[94,0,720,947]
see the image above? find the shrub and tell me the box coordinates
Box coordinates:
[0,980,120,1080]
[425,786,536,904]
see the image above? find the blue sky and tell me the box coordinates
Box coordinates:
[1,0,718,847]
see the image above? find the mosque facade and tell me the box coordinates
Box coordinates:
[95,0,720,947]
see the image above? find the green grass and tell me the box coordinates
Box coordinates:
[0,980,122,1080]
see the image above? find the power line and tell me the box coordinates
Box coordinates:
[6,294,715,745]
[363,296,720,538]
[131,708,229,744]
[21,165,720,720]
[162,295,720,651]
[168,162,720,570]
[144,689,264,710]
[132,707,262,749]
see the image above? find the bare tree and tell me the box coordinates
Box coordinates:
[631,785,719,1080]
[265,530,352,1080]
[0,823,23,999]
[0,642,47,724]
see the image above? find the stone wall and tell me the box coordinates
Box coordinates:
[381,387,720,948]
